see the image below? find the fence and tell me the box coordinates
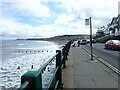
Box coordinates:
[18,40,73,90]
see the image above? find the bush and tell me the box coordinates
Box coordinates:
[96,35,113,43]
[96,35,120,43]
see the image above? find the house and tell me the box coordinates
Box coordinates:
[96,26,105,36]
[109,17,117,35]
[115,14,120,36]
[108,14,120,36]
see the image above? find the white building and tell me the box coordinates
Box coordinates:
[118,1,120,14]
[115,14,120,36]
[107,1,120,36]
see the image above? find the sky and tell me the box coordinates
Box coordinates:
[0,0,119,39]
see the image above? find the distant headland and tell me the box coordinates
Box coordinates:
[17,34,90,41]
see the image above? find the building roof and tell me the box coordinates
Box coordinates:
[110,17,117,25]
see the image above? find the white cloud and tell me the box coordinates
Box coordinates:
[0,0,120,39]
[55,0,119,34]
[60,0,119,17]
[0,15,90,39]
[0,17,35,38]
[2,0,51,18]
[55,13,75,24]
[0,17,66,38]
[61,0,119,10]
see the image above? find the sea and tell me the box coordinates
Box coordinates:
[0,40,62,89]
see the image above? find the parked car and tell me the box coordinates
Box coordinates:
[80,39,87,45]
[105,40,120,50]
[87,39,96,43]
[87,39,90,43]
[92,39,96,43]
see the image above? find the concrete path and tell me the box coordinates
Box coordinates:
[62,42,119,89]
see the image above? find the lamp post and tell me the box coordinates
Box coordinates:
[85,17,93,60]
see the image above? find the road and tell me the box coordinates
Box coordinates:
[83,43,120,70]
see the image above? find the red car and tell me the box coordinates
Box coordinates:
[105,40,120,50]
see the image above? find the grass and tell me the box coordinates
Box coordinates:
[95,35,120,43]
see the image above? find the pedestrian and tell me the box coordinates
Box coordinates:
[72,43,75,47]
[78,40,80,47]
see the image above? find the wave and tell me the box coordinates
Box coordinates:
[18,43,26,46]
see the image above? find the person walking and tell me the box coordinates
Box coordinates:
[78,40,80,47]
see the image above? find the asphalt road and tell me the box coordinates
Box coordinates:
[83,43,120,70]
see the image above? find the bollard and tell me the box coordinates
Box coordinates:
[31,65,33,69]
[17,66,20,69]
[48,67,50,72]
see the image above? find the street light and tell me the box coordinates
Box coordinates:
[85,17,93,60]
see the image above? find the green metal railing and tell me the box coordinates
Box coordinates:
[18,40,73,90]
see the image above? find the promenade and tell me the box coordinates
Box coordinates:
[62,41,119,89]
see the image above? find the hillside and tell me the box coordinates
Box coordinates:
[25,34,89,41]
[95,35,120,43]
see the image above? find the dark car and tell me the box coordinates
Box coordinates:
[92,39,96,43]
[105,40,120,50]
[87,39,96,43]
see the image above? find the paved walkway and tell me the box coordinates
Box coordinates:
[62,42,119,89]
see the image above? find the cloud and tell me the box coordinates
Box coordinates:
[60,0,119,11]
[56,0,119,32]
[0,15,90,39]
[0,17,65,38]
[2,0,51,18]
[0,0,119,39]
[59,0,119,20]
[0,17,35,38]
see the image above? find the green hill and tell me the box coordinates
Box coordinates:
[25,34,89,41]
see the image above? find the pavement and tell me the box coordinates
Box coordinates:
[62,41,119,89]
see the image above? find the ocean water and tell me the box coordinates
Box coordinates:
[0,40,61,89]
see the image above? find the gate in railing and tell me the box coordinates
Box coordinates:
[18,40,73,90]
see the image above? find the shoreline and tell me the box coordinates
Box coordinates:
[17,39,69,46]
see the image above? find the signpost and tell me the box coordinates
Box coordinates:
[85,17,93,60]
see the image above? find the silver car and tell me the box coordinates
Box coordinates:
[80,39,87,45]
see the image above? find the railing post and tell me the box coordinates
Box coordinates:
[62,48,66,68]
[65,45,68,60]
[21,71,42,90]
[66,42,71,56]
[56,50,63,88]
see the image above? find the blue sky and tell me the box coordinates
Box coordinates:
[0,0,119,39]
